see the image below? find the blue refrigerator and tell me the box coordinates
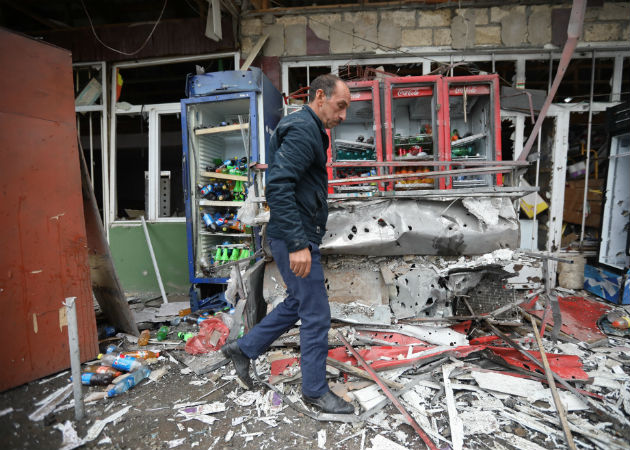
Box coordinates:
[181,68,283,285]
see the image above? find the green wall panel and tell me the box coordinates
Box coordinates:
[109,222,189,295]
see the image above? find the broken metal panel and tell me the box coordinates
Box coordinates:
[321,198,519,256]
[390,267,448,319]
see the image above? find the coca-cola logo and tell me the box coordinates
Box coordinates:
[393,87,432,98]
[396,88,421,97]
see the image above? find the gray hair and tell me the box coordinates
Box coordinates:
[308,74,342,103]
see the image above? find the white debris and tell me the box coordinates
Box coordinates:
[224,430,234,442]
[495,431,548,450]
[471,371,543,398]
[366,434,410,450]
[189,379,209,386]
[0,407,14,417]
[173,401,207,409]
[85,405,132,443]
[180,368,192,375]
[460,410,500,435]
[397,324,468,347]
[317,429,326,449]
[177,402,226,418]
[97,436,112,445]
[148,367,168,382]
[234,390,260,406]
[167,438,186,448]
[232,416,248,426]
[54,420,85,450]
[350,384,386,411]
[443,362,464,450]
[29,384,72,421]
[188,415,218,426]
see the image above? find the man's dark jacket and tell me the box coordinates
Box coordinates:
[265,106,329,253]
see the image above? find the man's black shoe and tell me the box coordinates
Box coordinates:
[221,341,253,389]
[303,391,354,414]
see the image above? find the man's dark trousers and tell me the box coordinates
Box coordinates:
[237,238,330,398]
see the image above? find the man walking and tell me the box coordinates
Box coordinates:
[222,74,353,414]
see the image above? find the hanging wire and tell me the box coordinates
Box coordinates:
[80,0,168,56]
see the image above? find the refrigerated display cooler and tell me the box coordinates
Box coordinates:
[181,68,283,284]
[327,80,383,194]
[443,75,503,189]
[383,75,446,190]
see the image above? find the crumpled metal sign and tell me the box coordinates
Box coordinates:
[320,198,519,256]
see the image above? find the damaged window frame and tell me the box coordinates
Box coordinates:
[73,61,109,233]
[108,52,240,227]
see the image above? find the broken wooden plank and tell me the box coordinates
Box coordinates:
[531,316,577,450]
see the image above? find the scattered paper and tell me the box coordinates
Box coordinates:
[366,434,409,450]
[54,420,85,450]
[85,405,132,442]
[167,438,186,448]
[317,429,326,449]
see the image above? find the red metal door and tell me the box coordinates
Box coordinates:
[0,30,98,391]
[383,75,445,190]
[443,75,503,189]
[326,80,384,194]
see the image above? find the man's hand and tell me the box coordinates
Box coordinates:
[289,247,311,278]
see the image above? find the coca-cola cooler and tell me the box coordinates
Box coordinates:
[383,75,446,190]
[443,75,503,189]
[327,80,383,194]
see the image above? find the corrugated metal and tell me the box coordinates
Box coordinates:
[0,29,98,391]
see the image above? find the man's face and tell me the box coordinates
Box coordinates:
[316,81,351,129]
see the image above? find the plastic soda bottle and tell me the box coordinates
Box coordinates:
[98,353,145,372]
[178,332,195,341]
[138,329,150,346]
[81,372,115,386]
[612,316,630,329]
[156,326,169,341]
[83,365,122,378]
[107,366,151,397]
[120,350,160,359]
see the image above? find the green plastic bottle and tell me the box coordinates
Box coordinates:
[156,325,169,341]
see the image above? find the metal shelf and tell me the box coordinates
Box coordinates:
[393,154,433,161]
[200,231,252,237]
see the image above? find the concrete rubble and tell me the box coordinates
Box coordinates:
[1,251,629,449]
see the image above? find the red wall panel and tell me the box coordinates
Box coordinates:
[0,29,98,391]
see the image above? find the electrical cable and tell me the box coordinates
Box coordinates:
[80,0,168,56]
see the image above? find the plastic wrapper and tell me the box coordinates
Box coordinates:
[185,318,230,355]
[237,186,258,225]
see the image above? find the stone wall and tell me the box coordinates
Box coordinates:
[240,2,629,61]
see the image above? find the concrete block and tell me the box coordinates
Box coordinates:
[343,11,378,25]
[491,5,525,23]
[309,14,340,40]
[418,9,451,27]
[501,12,527,47]
[275,15,306,26]
[433,27,452,46]
[380,9,417,27]
[330,21,354,54]
[451,14,475,49]
[401,28,433,47]
[475,25,501,45]
[455,8,487,25]
[598,2,630,21]
[354,23,378,52]
[528,8,551,46]
[241,18,262,37]
[285,23,306,56]
[584,22,623,41]
[378,20,401,50]
[262,24,284,57]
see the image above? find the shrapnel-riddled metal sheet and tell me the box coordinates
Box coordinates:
[320,198,519,256]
